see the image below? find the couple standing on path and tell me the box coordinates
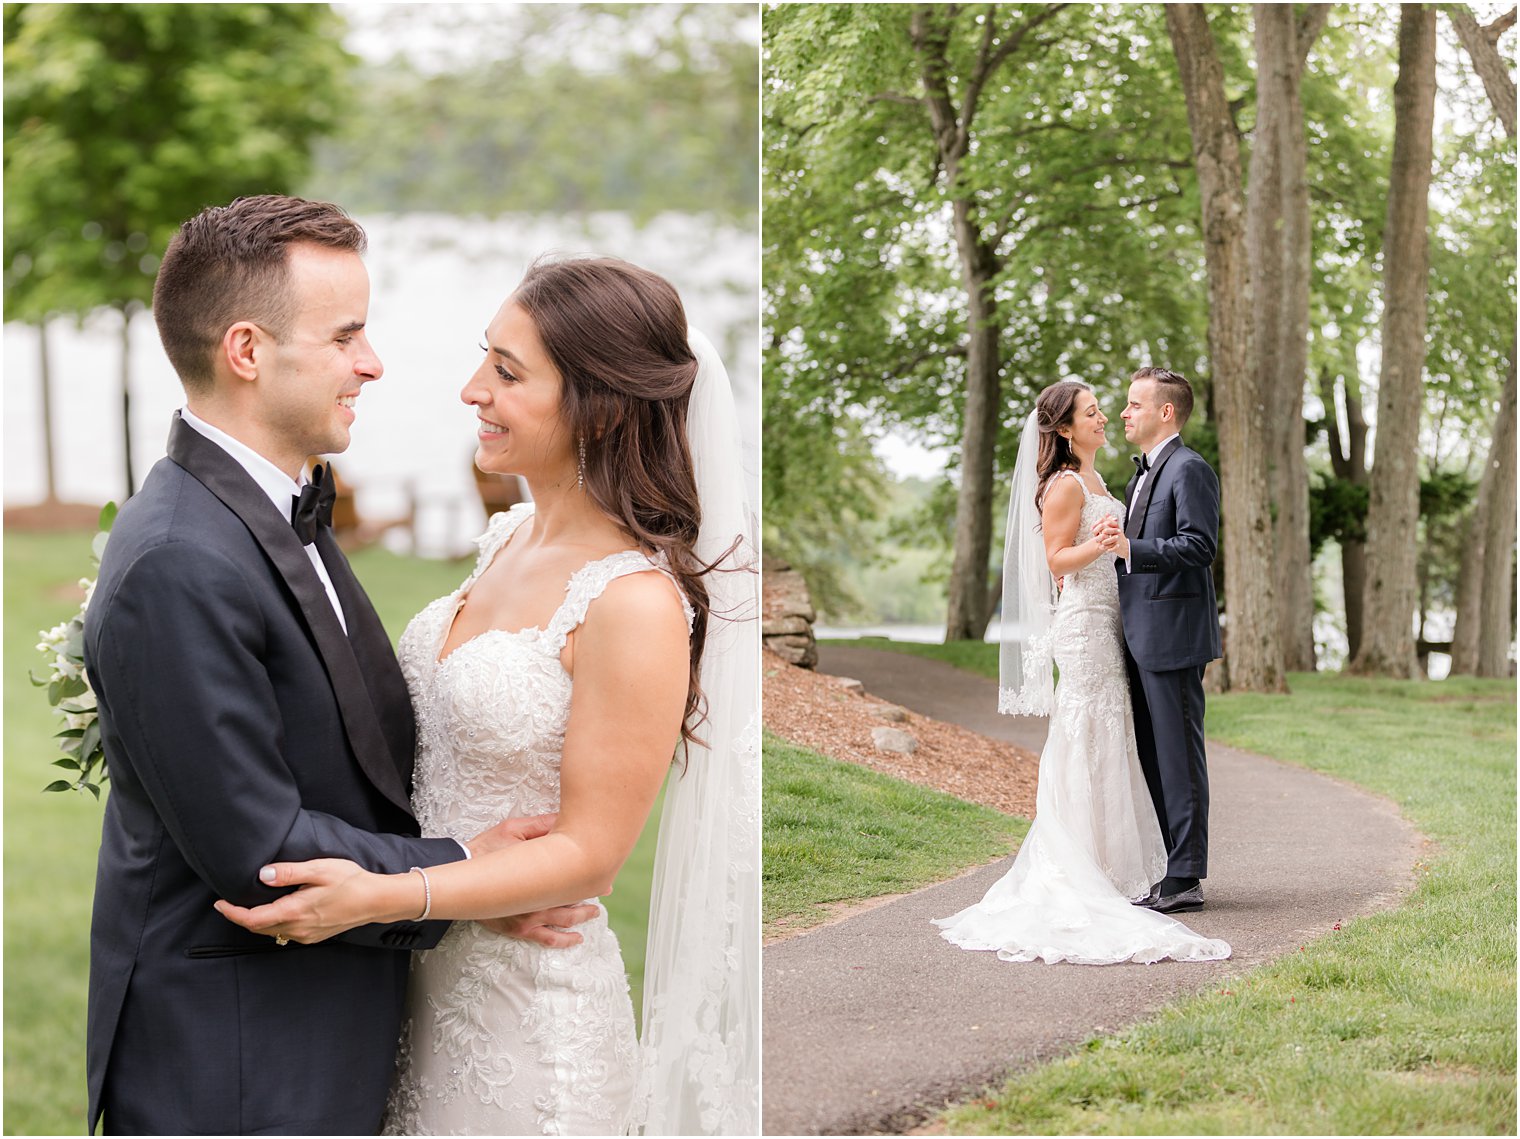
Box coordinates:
[935,369,1232,966]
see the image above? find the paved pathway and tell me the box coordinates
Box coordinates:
[762,645,1423,1136]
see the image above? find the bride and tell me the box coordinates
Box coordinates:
[933,380,1229,966]
[217,257,759,1134]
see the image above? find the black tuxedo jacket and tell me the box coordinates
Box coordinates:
[1116,437,1224,672]
[83,414,463,1135]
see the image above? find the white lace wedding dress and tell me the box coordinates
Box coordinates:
[383,503,692,1135]
[934,471,1230,965]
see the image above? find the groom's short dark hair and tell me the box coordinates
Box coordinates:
[153,195,366,393]
[1131,366,1194,428]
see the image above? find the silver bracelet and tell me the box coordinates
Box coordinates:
[409,865,432,921]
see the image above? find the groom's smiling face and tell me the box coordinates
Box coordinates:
[256,242,383,463]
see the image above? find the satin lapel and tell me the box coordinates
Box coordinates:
[165,414,414,815]
[1124,436,1184,540]
[313,529,418,796]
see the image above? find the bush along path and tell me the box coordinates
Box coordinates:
[761,644,1430,1136]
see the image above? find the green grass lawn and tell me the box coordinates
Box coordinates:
[825,636,1517,1134]
[4,530,662,1135]
[763,731,1025,939]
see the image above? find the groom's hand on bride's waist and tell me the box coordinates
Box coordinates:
[476,903,601,948]
[463,812,600,945]
[467,812,559,858]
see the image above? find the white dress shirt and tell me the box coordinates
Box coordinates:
[1131,432,1179,507]
[181,407,347,633]
[181,410,474,862]
[1125,432,1180,572]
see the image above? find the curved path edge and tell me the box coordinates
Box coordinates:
[761,645,1425,1136]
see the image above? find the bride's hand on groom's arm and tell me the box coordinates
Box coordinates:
[213,858,399,944]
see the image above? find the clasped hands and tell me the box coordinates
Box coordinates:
[213,813,598,949]
[1093,514,1128,560]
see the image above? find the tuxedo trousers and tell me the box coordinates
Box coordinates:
[1124,649,1209,880]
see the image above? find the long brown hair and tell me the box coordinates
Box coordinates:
[1033,380,1091,509]
[509,255,714,746]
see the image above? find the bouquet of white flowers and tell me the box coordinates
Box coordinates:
[33,503,116,798]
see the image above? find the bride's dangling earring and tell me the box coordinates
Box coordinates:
[577,435,587,490]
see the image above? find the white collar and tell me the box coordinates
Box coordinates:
[180,407,306,522]
[1146,433,1181,464]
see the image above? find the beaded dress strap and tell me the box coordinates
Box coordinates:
[464,503,535,592]
[1051,468,1093,501]
[543,552,695,652]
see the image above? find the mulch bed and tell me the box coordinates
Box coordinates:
[762,649,1038,818]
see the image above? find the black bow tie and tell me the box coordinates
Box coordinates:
[292,464,336,545]
[1132,453,1151,474]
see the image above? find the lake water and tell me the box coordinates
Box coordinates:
[4,211,758,556]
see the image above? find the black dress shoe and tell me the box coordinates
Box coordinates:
[1151,884,1204,914]
[1132,883,1163,908]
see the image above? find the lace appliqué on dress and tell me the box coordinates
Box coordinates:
[384,504,690,1136]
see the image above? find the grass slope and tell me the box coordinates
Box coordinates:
[4,531,661,1135]
[826,637,1517,1134]
[763,731,1025,939]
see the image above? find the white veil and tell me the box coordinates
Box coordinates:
[998,410,1057,716]
[637,328,760,1135]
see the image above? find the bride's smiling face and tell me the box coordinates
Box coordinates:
[462,300,577,483]
[1060,389,1108,456]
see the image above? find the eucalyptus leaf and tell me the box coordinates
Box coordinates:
[54,728,87,739]
[82,720,101,758]
[92,530,111,563]
[99,501,118,531]
[55,675,89,701]
[29,670,49,687]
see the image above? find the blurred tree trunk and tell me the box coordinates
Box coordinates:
[1251,4,1330,672]
[1321,368,1371,660]
[1477,354,1517,675]
[1448,4,1517,677]
[1351,5,1437,679]
[1167,4,1286,692]
[120,303,136,499]
[39,319,59,503]
[1448,5,1517,137]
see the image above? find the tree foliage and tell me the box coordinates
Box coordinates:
[4,3,353,322]
[305,4,758,221]
[765,3,1515,673]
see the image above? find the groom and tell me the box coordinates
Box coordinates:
[83,196,592,1135]
[1100,367,1222,915]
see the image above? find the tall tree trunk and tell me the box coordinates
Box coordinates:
[944,247,1002,641]
[1167,4,1286,692]
[120,303,136,499]
[912,7,1006,642]
[1251,4,1319,671]
[1327,370,1370,661]
[1477,351,1517,676]
[1351,5,1438,678]
[1447,4,1517,676]
[39,318,59,503]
